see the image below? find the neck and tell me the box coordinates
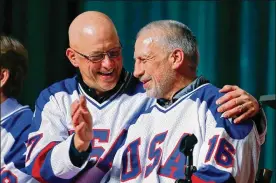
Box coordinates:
[0,93,7,104]
[163,74,197,100]
[82,78,105,96]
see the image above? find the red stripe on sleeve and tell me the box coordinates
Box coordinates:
[191,174,216,183]
[32,142,57,183]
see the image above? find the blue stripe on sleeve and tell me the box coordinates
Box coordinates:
[193,165,236,183]
[2,109,33,173]
[189,84,253,139]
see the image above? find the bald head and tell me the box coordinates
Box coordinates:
[69,11,119,49]
[66,11,123,95]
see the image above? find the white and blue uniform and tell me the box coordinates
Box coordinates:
[103,77,263,183]
[25,71,153,183]
[25,72,266,183]
[1,98,39,183]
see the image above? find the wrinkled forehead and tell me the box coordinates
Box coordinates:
[135,28,164,48]
[134,34,162,57]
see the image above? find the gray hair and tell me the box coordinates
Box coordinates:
[137,20,199,69]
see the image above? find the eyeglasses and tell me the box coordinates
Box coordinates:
[71,45,122,63]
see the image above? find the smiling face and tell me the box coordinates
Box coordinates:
[75,28,122,95]
[66,12,123,96]
[133,30,176,99]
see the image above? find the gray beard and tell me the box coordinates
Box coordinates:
[145,73,175,99]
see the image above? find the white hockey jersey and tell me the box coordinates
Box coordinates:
[25,72,153,183]
[1,98,39,183]
[103,82,262,183]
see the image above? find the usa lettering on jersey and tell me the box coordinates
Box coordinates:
[106,83,261,183]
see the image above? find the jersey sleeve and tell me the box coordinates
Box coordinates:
[192,105,261,183]
[1,109,39,183]
[252,108,267,145]
[25,89,89,183]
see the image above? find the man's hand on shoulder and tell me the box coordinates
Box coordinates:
[216,85,259,123]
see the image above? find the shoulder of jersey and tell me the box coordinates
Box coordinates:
[38,76,78,99]
[2,107,33,132]
[190,84,254,139]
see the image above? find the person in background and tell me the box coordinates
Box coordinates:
[0,35,39,183]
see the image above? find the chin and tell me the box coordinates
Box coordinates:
[146,89,160,99]
[101,83,117,92]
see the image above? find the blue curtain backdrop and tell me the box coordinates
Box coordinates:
[1,0,275,181]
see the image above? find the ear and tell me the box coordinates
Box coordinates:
[66,48,79,67]
[0,68,10,88]
[169,49,184,70]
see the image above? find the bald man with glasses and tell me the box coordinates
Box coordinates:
[25,11,265,183]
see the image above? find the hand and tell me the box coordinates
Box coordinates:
[71,95,93,152]
[216,85,259,123]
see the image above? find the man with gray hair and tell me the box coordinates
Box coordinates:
[101,20,263,183]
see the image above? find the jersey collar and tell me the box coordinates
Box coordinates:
[1,98,22,120]
[157,76,210,108]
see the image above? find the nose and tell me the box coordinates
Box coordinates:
[101,54,114,69]
[133,60,145,79]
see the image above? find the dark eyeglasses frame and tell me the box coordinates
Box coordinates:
[71,42,123,63]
